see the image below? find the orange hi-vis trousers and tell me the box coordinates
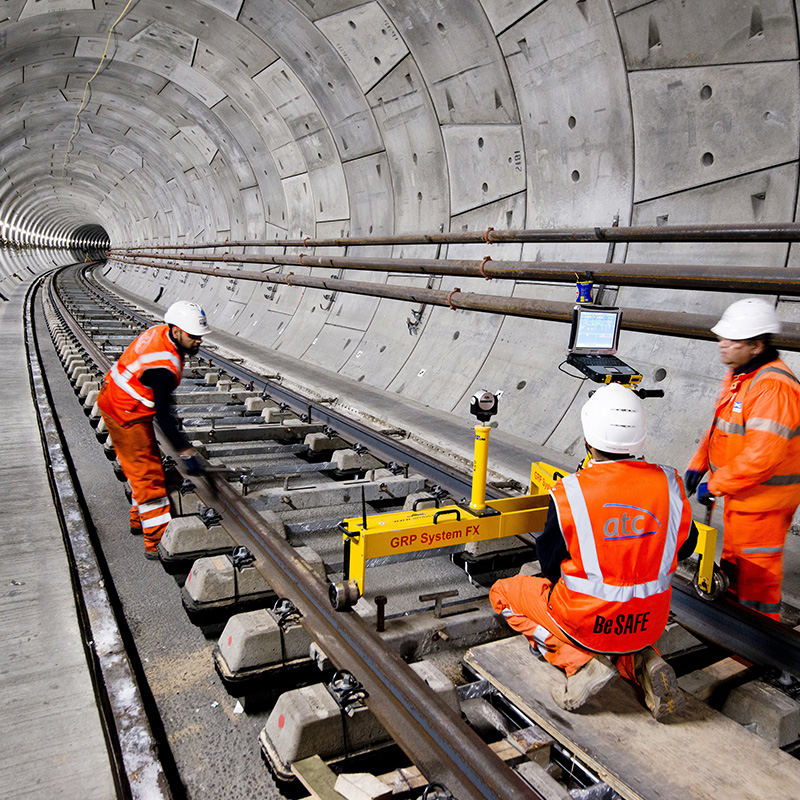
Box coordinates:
[721,505,792,621]
[101,413,172,554]
[489,575,637,681]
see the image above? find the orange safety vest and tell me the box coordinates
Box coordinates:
[548,460,693,654]
[688,357,800,512]
[98,325,184,425]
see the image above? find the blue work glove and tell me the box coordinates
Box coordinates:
[683,469,705,496]
[180,454,204,476]
[696,482,716,508]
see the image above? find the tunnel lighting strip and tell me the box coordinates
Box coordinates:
[107,255,800,351]
[115,221,800,250]
[113,248,800,296]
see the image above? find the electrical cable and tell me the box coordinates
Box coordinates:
[61,0,135,177]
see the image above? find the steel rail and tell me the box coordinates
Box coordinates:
[31,274,171,800]
[111,249,800,295]
[55,267,542,799]
[190,470,541,800]
[107,256,800,351]
[55,265,800,792]
[80,268,505,501]
[177,356,505,502]
[113,221,800,250]
[671,575,800,675]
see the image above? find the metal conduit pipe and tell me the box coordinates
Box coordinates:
[108,256,800,351]
[113,249,800,295]
[115,221,800,250]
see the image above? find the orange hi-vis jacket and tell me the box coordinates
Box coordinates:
[688,356,800,512]
[548,460,693,654]
[98,325,184,425]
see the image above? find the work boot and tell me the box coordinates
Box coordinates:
[551,655,619,711]
[144,549,160,561]
[130,524,143,536]
[529,643,544,660]
[635,646,684,721]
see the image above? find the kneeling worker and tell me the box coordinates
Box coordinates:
[97,301,209,560]
[491,383,697,719]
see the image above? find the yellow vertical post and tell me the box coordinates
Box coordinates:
[470,425,491,511]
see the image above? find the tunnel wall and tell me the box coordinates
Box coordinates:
[4,0,800,476]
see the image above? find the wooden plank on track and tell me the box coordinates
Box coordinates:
[292,755,344,800]
[464,635,800,800]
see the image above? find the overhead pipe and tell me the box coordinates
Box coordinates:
[109,255,800,350]
[112,248,800,295]
[116,221,800,250]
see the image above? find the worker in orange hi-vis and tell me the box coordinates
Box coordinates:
[685,298,800,621]
[490,384,698,720]
[97,301,209,560]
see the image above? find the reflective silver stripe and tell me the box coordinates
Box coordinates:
[533,625,551,657]
[658,465,683,577]
[746,417,796,439]
[762,473,800,486]
[714,419,745,435]
[110,364,155,408]
[560,468,681,603]
[747,365,800,393]
[740,599,782,614]
[139,496,170,514]
[141,511,172,529]
[125,350,182,375]
[112,350,181,408]
[742,545,783,554]
[563,573,671,602]
[561,474,602,582]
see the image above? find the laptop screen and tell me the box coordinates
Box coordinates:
[568,305,621,354]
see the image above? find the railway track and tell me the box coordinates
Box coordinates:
[27,263,800,800]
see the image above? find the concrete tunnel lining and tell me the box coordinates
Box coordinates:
[2,0,800,489]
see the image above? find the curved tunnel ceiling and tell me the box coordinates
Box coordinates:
[2,0,800,476]
[3,0,795,247]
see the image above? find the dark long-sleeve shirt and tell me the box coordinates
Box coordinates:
[139,367,190,452]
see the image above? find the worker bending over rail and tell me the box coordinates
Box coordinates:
[685,298,800,621]
[97,301,208,560]
[491,384,698,719]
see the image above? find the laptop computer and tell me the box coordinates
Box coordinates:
[566,305,642,385]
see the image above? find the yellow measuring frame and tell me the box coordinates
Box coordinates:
[693,521,718,594]
[339,465,720,597]
[339,493,550,595]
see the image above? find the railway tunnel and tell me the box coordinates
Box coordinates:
[3,2,800,799]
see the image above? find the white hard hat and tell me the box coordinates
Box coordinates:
[581,383,645,456]
[710,298,781,340]
[164,301,210,337]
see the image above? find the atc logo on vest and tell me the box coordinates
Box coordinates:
[602,503,660,540]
